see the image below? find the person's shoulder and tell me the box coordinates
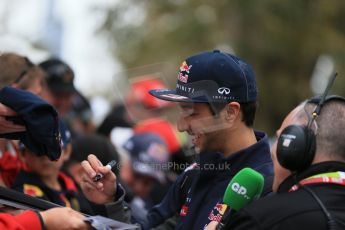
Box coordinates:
[12,170,46,195]
[243,192,292,214]
[238,190,312,227]
[12,170,35,187]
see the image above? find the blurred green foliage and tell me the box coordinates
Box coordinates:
[100,0,345,135]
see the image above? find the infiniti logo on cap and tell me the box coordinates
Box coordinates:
[218,87,231,95]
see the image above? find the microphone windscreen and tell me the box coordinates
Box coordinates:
[223,167,264,211]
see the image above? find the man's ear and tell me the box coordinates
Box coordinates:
[225,102,241,122]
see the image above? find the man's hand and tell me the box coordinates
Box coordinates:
[40,207,91,230]
[80,154,117,204]
[204,221,219,230]
[0,103,25,134]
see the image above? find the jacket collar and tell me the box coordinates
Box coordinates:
[225,131,271,175]
[196,131,272,179]
[278,161,345,193]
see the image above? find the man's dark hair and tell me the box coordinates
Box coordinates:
[209,101,257,127]
[64,133,120,175]
[39,58,74,79]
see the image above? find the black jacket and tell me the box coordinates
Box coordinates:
[226,161,345,230]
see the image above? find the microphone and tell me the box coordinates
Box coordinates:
[216,168,264,230]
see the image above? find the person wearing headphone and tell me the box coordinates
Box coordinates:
[223,94,345,230]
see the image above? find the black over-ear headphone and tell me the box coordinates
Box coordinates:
[276,73,345,172]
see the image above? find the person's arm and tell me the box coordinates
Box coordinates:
[0,103,25,134]
[104,171,187,229]
[80,154,131,223]
[40,207,91,230]
[103,183,131,223]
[142,171,188,229]
[80,154,188,229]
[106,166,197,229]
[80,154,117,204]
[0,207,92,230]
[0,210,42,230]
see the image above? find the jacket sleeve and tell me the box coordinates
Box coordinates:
[143,171,188,229]
[0,210,43,230]
[105,171,190,230]
[104,183,131,223]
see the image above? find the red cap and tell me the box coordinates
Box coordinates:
[134,118,181,154]
[126,77,172,109]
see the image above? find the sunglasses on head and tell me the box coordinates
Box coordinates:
[13,57,34,84]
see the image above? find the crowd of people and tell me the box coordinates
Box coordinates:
[0,50,344,230]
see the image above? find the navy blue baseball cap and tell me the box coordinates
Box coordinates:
[123,133,169,183]
[39,59,76,94]
[149,50,257,103]
[19,119,70,152]
[0,86,61,160]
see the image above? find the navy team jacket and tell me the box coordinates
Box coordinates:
[136,131,274,229]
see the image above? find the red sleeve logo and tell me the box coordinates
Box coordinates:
[180,205,189,217]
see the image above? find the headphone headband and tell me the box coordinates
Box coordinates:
[307,95,345,105]
[308,73,337,126]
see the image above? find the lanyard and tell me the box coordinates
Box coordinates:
[289,171,345,192]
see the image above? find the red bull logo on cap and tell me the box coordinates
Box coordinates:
[177,61,192,83]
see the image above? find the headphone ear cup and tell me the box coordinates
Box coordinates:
[276,125,315,171]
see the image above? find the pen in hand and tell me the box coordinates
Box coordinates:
[93,160,117,182]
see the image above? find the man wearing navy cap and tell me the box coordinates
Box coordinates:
[39,58,76,117]
[80,50,273,229]
[119,133,170,223]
